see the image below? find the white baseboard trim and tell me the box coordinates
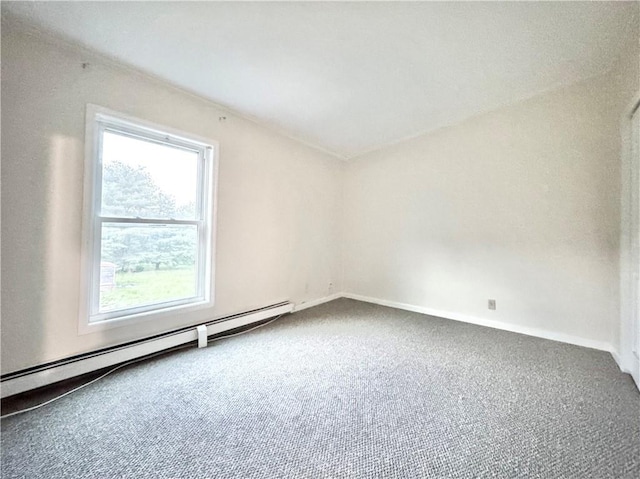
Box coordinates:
[1,302,293,398]
[610,349,630,374]
[342,293,614,353]
[293,293,342,312]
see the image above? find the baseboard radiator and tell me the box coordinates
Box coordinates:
[1,302,293,399]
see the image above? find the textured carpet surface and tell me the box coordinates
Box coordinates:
[2,299,639,478]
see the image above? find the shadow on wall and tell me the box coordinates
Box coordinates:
[41,134,86,365]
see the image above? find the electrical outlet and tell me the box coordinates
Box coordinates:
[328,282,334,293]
[488,299,496,310]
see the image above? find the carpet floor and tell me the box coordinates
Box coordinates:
[2,298,639,478]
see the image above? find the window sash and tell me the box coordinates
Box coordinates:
[90,219,206,321]
[96,123,207,221]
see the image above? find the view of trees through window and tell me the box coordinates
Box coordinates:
[97,130,201,314]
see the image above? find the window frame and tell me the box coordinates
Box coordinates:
[79,104,218,334]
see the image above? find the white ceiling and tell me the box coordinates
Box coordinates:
[3,1,638,159]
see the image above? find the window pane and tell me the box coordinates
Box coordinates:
[101,130,199,219]
[99,223,199,313]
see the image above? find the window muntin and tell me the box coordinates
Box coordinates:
[84,110,214,325]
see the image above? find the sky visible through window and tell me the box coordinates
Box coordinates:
[102,131,198,213]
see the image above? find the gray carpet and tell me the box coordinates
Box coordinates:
[2,299,639,478]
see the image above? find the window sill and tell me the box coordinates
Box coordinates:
[78,298,214,335]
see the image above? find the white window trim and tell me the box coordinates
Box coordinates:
[79,104,218,335]
[619,92,640,386]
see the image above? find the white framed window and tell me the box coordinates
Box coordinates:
[79,105,217,332]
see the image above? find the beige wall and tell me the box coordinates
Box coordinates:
[0,26,344,374]
[343,72,622,348]
[2,17,636,376]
